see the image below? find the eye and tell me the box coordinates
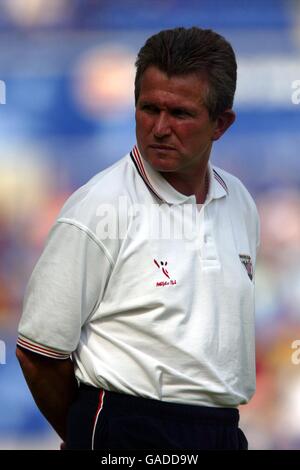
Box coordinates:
[171,108,190,118]
[140,104,159,114]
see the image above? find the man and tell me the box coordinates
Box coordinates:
[16,27,260,450]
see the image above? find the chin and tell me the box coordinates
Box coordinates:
[149,158,179,173]
[145,151,179,172]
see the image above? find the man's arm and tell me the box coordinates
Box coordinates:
[16,346,78,441]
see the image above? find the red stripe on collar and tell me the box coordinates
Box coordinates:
[213,169,228,194]
[131,145,165,202]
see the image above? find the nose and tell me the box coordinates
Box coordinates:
[153,111,171,138]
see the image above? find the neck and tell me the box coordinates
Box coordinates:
[160,164,209,204]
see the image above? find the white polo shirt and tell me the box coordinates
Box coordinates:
[17,145,260,408]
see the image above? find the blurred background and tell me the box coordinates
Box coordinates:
[0,0,300,450]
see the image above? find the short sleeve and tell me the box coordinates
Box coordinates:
[17,221,113,359]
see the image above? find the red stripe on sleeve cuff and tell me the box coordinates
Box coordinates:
[17,335,71,360]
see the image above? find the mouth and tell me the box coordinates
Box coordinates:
[149,144,176,151]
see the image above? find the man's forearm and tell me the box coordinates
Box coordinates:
[16,346,78,441]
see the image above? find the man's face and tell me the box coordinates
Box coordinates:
[135,66,227,174]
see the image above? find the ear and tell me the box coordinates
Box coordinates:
[211,109,236,141]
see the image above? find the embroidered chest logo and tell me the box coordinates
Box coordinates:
[239,254,253,281]
[154,259,177,287]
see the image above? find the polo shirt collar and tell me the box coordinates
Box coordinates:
[130,145,228,205]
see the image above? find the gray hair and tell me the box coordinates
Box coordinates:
[135,27,237,121]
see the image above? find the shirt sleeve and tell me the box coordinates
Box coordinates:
[17,220,113,359]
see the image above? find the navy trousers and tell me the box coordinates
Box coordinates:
[66,384,248,450]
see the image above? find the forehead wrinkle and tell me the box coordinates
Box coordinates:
[139,69,207,110]
[139,91,204,115]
